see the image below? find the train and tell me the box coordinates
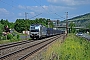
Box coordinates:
[30,24,64,39]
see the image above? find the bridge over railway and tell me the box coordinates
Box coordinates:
[55,26,89,29]
[51,20,89,33]
[55,26,89,33]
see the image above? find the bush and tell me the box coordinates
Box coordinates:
[0,36,7,40]
[17,34,20,40]
[0,36,2,40]
[3,36,7,40]
[7,33,13,40]
[0,33,2,40]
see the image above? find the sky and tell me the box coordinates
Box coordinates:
[0,0,90,22]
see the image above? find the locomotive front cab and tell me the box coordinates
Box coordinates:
[30,24,40,39]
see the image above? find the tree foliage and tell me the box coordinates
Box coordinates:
[14,19,26,33]
[0,23,4,36]
[66,13,90,28]
[0,18,54,33]
[69,22,76,33]
[0,19,9,26]
[0,19,14,29]
[61,13,90,33]
[14,18,54,33]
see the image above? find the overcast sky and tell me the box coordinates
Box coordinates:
[0,0,90,22]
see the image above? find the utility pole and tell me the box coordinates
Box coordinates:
[25,12,28,20]
[66,12,68,35]
[48,19,50,28]
[25,12,28,40]
[48,21,50,28]
[57,20,60,26]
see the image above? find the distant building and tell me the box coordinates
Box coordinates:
[23,31,29,35]
[51,20,60,26]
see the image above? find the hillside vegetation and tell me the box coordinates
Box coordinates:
[63,13,90,28]
[68,13,90,21]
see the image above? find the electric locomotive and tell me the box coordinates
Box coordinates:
[30,24,47,39]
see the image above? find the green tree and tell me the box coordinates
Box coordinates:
[14,19,26,33]
[86,22,90,33]
[69,22,76,33]
[14,18,54,33]
[14,19,32,33]
[0,19,14,29]
[8,22,15,29]
[0,19,9,26]
[0,23,4,36]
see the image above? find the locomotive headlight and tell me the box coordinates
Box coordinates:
[35,33,39,36]
[37,32,39,34]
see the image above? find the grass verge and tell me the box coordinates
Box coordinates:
[0,35,31,44]
[44,34,90,60]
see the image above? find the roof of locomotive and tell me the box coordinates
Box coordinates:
[30,24,47,28]
[30,24,42,26]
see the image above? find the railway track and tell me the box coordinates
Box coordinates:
[0,38,48,57]
[0,40,36,57]
[0,40,34,50]
[18,35,60,60]
[0,35,61,60]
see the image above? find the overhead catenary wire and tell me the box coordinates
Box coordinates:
[0,0,65,20]
[34,0,52,14]
[10,0,37,13]
[0,0,43,19]
[34,0,65,19]
[30,13,42,19]
[54,13,65,19]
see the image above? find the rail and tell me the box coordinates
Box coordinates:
[0,35,61,60]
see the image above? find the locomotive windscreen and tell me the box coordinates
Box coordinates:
[30,24,40,32]
[30,30,39,32]
[31,27,35,30]
[31,26,39,29]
